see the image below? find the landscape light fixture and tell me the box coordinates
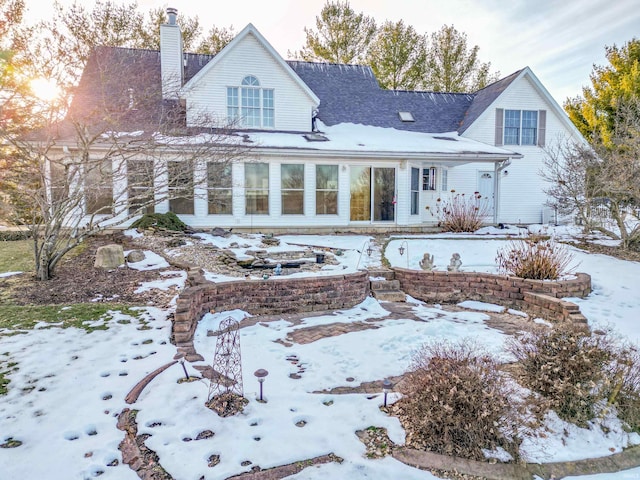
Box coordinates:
[366,244,373,257]
[398,241,409,267]
[175,353,189,381]
[254,368,269,402]
[382,378,394,407]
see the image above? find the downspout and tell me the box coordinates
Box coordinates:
[493,158,512,224]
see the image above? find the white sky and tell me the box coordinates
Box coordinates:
[22,0,640,104]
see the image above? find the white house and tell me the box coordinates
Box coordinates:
[63,8,585,232]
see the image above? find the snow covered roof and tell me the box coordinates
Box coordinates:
[67,44,526,147]
[248,121,518,158]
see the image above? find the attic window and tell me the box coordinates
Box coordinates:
[398,111,414,122]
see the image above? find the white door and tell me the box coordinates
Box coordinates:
[477,171,495,216]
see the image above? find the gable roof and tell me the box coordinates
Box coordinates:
[181,23,320,106]
[457,67,585,141]
[457,69,522,134]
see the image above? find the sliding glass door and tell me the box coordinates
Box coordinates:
[350,166,395,222]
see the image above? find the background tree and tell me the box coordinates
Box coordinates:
[565,38,640,146]
[197,25,236,55]
[294,0,377,64]
[135,6,202,52]
[422,25,499,92]
[366,20,426,90]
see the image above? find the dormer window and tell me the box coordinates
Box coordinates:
[227,75,274,128]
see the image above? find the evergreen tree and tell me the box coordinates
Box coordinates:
[366,20,426,90]
[422,25,498,92]
[565,38,640,146]
[295,0,377,64]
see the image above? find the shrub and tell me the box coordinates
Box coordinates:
[496,238,575,280]
[430,192,489,232]
[130,212,189,232]
[605,345,640,433]
[393,341,522,461]
[508,324,613,426]
[0,230,32,241]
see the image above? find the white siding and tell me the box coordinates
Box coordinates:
[184,33,317,131]
[462,75,576,224]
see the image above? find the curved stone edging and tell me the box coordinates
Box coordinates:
[393,268,592,324]
[173,269,370,360]
[393,444,640,480]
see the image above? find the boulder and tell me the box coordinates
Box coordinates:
[126,250,146,263]
[95,244,125,268]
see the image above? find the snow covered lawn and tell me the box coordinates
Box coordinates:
[1,228,640,479]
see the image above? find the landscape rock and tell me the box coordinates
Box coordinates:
[127,250,146,263]
[94,244,125,268]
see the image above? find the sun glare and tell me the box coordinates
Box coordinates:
[30,77,61,102]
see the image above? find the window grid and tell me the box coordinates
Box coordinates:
[227,76,275,128]
[227,87,239,121]
[504,110,521,145]
[504,110,538,145]
[521,110,538,145]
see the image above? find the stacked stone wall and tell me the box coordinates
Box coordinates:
[393,269,591,324]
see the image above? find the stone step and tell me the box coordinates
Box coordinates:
[367,268,396,281]
[372,290,407,302]
[370,279,401,291]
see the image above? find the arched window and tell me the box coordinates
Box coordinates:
[227,75,274,128]
[241,75,260,86]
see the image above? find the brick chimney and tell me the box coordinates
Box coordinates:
[160,7,183,100]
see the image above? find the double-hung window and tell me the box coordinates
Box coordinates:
[127,160,154,215]
[281,164,304,214]
[316,165,338,215]
[245,163,269,214]
[504,110,537,145]
[168,161,194,215]
[227,76,274,128]
[207,162,232,215]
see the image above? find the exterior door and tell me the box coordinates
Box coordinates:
[477,170,495,216]
[350,166,395,222]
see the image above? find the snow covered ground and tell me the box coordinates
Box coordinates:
[1,226,640,479]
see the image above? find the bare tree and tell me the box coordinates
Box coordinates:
[543,101,640,249]
[541,140,599,231]
[1,47,250,280]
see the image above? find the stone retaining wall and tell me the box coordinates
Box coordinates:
[393,269,591,324]
[173,269,370,359]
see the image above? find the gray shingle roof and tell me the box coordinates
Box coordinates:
[287,61,474,133]
[70,46,516,136]
[457,69,523,134]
